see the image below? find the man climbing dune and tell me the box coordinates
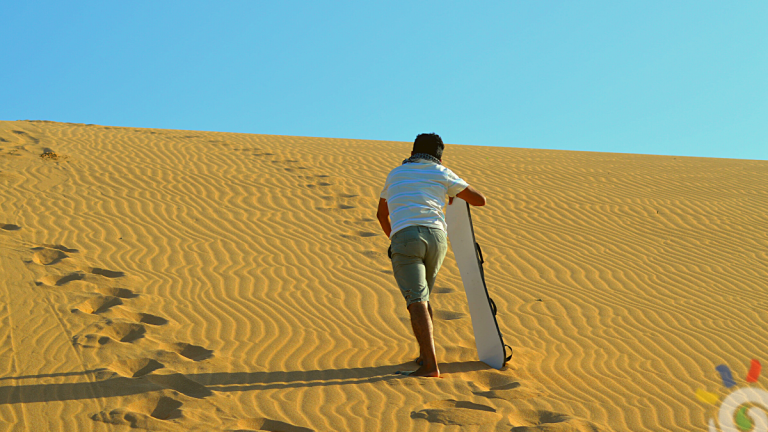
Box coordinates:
[377,133,487,378]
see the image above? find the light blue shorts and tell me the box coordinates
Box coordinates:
[389,225,448,307]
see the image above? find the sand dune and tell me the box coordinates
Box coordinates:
[0,120,766,431]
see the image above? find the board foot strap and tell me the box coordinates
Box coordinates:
[504,344,513,364]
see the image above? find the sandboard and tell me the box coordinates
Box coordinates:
[446,198,511,369]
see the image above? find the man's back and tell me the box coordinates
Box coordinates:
[380,161,468,238]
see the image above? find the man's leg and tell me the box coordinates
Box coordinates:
[408,301,439,377]
[390,226,439,376]
[414,228,446,366]
[416,301,434,365]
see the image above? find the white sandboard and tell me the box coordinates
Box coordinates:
[446,198,510,369]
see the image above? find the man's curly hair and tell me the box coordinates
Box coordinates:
[412,133,444,160]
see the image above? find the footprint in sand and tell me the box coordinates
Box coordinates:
[157,342,214,361]
[472,380,542,401]
[361,250,383,259]
[73,320,147,346]
[509,409,600,431]
[235,417,315,432]
[111,308,169,326]
[101,362,212,399]
[1,224,21,231]
[102,362,212,398]
[73,334,111,348]
[80,266,125,278]
[72,295,123,314]
[37,272,85,287]
[144,370,212,398]
[95,287,138,299]
[11,130,40,144]
[435,310,467,321]
[339,230,381,244]
[92,395,183,428]
[108,358,165,378]
[101,321,147,343]
[11,130,39,144]
[433,287,457,294]
[31,247,68,265]
[464,369,542,401]
[341,230,378,239]
[328,193,362,211]
[39,264,124,286]
[318,196,359,212]
[139,396,184,420]
[411,400,503,426]
[43,244,79,253]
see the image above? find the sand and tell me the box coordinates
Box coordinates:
[0,120,766,431]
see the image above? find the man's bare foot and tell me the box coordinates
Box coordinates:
[399,365,440,378]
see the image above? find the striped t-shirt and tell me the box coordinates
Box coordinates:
[380,161,469,238]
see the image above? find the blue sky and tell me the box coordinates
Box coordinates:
[2,1,766,160]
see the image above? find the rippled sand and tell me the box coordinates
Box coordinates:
[0,120,766,431]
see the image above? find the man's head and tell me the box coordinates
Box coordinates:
[412,133,444,161]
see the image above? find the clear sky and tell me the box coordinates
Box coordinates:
[2,1,766,160]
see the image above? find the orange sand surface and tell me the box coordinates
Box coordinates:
[1,120,766,431]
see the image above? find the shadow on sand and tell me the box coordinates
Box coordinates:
[0,361,491,404]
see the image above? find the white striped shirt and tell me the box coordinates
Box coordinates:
[380,162,469,238]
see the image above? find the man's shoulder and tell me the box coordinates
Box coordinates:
[387,162,459,181]
[431,163,460,179]
[393,162,451,173]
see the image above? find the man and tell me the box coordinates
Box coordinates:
[377,133,487,377]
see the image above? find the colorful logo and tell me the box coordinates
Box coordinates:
[697,359,767,432]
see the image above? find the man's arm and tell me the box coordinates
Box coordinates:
[449,185,487,206]
[377,198,392,238]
